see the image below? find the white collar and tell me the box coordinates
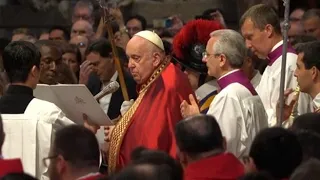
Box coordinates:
[218,69,240,81]
[313,93,320,110]
[271,40,283,52]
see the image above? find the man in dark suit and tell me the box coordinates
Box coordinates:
[0,115,24,177]
[80,38,137,120]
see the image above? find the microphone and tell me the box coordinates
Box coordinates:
[94,81,120,100]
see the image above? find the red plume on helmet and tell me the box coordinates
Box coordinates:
[172,19,224,74]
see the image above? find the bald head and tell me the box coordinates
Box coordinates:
[71,20,94,40]
[175,115,224,155]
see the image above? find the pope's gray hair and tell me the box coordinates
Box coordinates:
[210,29,246,68]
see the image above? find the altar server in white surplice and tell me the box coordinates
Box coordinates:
[240,4,312,127]
[0,41,99,180]
[180,29,268,158]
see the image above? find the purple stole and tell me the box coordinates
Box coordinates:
[267,43,296,66]
[217,70,257,95]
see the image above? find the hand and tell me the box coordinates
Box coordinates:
[120,99,134,116]
[109,8,124,24]
[104,125,115,142]
[83,114,100,134]
[79,60,93,85]
[276,88,298,121]
[180,94,200,118]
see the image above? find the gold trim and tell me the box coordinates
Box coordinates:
[108,59,169,173]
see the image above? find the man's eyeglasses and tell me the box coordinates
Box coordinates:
[202,52,220,59]
[43,155,58,168]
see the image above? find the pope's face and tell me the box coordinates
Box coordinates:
[126,36,161,85]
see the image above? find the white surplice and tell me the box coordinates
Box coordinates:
[256,40,311,127]
[207,70,268,158]
[24,98,74,180]
[313,93,320,112]
[250,70,261,88]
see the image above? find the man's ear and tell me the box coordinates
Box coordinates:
[152,52,162,67]
[30,65,39,78]
[264,24,273,38]
[56,154,67,174]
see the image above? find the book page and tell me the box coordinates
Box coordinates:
[34,84,112,126]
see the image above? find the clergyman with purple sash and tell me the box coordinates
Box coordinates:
[180,30,268,158]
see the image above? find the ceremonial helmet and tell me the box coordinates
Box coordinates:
[172,19,224,75]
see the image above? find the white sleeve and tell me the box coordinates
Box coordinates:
[207,95,242,157]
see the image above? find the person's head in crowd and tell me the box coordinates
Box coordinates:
[240,4,282,59]
[61,43,81,77]
[246,127,302,179]
[172,19,224,90]
[72,0,94,25]
[130,147,183,180]
[11,28,36,42]
[0,38,10,71]
[70,20,94,40]
[293,41,320,98]
[39,30,49,40]
[49,26,70,41]
[302,9,320,40]
[293,130,320,161]
[126,15,147,37]
[199,8,226,28]
[288,8,306,42]
[238,171,275,180]
[109,163,178,180]
[46,125,100,180]
[242,48,259,81]
[0,173,38,180]
[2,41,41,89]
[86,38,127,82]
[204,29,246,79]
[126,30,166,85]
[35,40,62,85]
[291,35,317,47]
[70,35,89,62]
[55,63,78,84]
[290,158,320,180]
[292,113,320,134]
[175,115,225,166]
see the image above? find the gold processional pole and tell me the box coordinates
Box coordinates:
[98,0,129,101]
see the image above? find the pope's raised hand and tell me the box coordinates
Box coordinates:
[180,94,200,118]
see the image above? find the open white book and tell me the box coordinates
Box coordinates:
[33,84,112,126]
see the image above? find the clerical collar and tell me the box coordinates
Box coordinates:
[6,85,34,96]
[217,69,257,95]
[267,40,296,66]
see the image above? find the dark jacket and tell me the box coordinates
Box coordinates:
[86,73,137,120]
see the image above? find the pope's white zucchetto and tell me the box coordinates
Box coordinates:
[134,30,164,51]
